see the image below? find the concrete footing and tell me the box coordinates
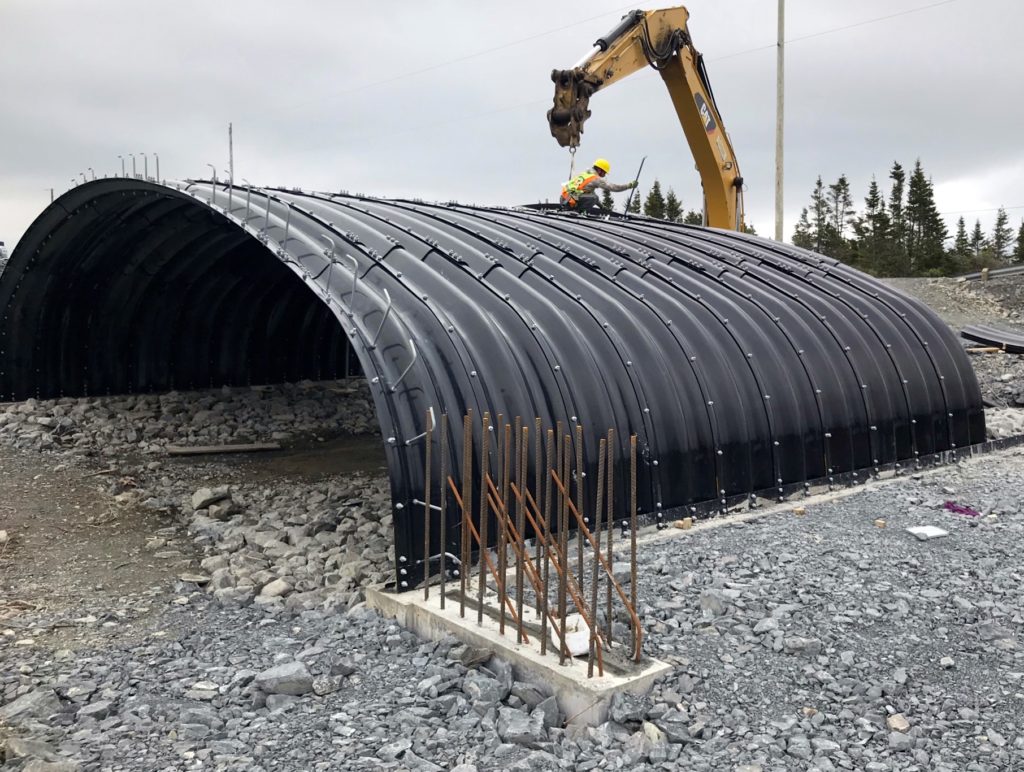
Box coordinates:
[366,585,670,726]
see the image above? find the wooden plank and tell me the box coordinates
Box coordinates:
[166,442,280,456]
[965,346,1003,354]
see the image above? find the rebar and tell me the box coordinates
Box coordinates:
[576,423,584,592]
[448,478,529,639]
[548,471,644,662]
[558,433,570,664]
[541,427,554,656]
[485,482,571,657]
[460,412,472,617]
[423,411,432,601]
[630,433,638,638]
[498,421,512,635]
[439,412,448,609]
[515,424,527,644]
[605,427,615,642]
[477,412,491,626]
[390,340,418,393]
[498,478,601,672]
[588,438,606,678]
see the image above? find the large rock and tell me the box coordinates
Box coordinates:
[608,691,645,725]
[191,485,231,511]
[22,762,80,772]
[254,661,314,695]
[4,737,61,762]
[462,670,508,707]
[259,578,293,598]
[496,706,547,749]
[0,689,61,724]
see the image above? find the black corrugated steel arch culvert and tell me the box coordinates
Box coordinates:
[0,179,986,589]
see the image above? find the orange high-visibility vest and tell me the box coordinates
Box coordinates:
[560,171,599,206]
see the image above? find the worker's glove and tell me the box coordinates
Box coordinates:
[629,180,639,189]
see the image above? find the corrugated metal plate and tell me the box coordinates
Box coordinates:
[0,179,986,588]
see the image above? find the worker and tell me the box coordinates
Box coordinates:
[560,158,637,213]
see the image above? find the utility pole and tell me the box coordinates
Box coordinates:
[228,122,234,185]
[774,0,785,242]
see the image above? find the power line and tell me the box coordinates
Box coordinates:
[941,204,1024,216]
[325,1,964,148]
[297,4,636,106]
[710,0,959,63]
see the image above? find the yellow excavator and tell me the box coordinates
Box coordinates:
[548,6,744,230]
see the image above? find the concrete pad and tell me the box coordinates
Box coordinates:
[366,585,670,726]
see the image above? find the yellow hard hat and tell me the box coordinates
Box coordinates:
[593,158,611,174]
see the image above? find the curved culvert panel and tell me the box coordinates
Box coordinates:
[0,179,986,587]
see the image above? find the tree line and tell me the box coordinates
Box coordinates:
[792,160,1024,277]
[607,180,757,233]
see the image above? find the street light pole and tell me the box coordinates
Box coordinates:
[774,0,785,242]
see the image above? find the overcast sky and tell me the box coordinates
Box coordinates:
[2,0,1022,252]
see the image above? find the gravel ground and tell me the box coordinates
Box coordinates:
[632,452,1024,771]
[1,277,1024,771]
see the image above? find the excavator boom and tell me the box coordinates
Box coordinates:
[548,6,744,230]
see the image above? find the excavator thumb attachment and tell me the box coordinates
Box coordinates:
[547,69,595,148]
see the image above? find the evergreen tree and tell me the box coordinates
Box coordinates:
[1014,221,1024,264]
[792,177,840,255]
[991,206,1013,260]
[810,176,832,253]
[970,219,985,257]
[792,207,814,249]
[664,188,683,222]
[953,217,970,257]
[682,209,703,225]
[904,159,947,274]
[828,175,854,238]
[850,177,892,274]
[600,188,615,212]
[626,188,642,214]
[823,175,852,258]
[643,180,666,219]
[888,162,907,272]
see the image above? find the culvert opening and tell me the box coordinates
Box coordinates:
[0,181,402,609]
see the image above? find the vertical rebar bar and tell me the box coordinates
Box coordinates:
[541,427,554,656]
[498,422,512,635]
[558,433,571,663]
[576,423,585,594]
[588,438,606,678]
[460,411,473,617]
[630,433,639,661]
[439,413,448,610]
[477,412,491,625]
[605,427,615,643]
[516,424,527,644]
[423,411,432,601]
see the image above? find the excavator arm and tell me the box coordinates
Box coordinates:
[548,6,744,230]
